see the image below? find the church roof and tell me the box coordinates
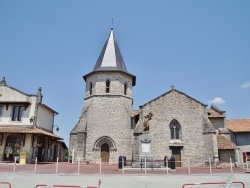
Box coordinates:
[226,119,250,132]
[83,28,136,86]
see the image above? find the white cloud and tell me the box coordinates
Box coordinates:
[240,82,250,88]
[207,97,226,105]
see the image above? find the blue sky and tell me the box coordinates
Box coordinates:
[0,1,249,146]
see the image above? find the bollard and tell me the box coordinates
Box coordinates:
[72,148,75,164]
[209,158,212,174]
[78,158,80,174]
[13,157,16,172]
[118,155,123,169]
[188,158,190,174]
[230,157,233,173]
[246,160,248,171]
[144,158,147,174]
[100,158,102,174]
[56,157,59,173]
[34,157,37,173]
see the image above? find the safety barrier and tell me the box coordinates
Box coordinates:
[182,181,245,188]
[35,179,101,188]
[0,182,12,188]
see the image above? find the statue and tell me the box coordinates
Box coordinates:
[143,112,153,133]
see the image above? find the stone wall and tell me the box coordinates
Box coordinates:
[85,72,133,98]
[136,89,214,166]
[209,118,225,129]
[70,71,134,163]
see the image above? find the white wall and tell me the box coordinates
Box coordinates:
[0,86,36,126]
[37,105,54,131]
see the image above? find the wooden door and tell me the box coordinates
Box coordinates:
[101,143,109,163]
[172,148,181,167]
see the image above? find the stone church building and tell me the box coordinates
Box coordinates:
[70,28,238,166]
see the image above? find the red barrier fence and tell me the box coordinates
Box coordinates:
[0,182,12,188]
[35,186,97,188]
[182,181,245,188]
[35,179,101,188]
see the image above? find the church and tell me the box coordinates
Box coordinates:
[70,28,238,166]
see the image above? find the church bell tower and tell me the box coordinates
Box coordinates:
[70,28,136,163]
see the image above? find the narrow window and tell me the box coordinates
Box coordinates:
[106,80,110,93]
[124,83,127,95]
[89,82,92,95]
[12,106,24,121]
[170,120,181,140]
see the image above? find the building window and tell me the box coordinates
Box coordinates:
[12,106,24,121]
[5,134,21,161]
[0,106,3,118]
[124,83,127,95]
[106,80,110,93]
[170,120,181,140]
[89,82,93,95]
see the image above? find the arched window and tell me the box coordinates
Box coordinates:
[106,80,110,93]
[89,82,92,95]
[170,120,181,140]
[124,83,127,95]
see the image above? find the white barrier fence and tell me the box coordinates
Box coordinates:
[1,156,249,174]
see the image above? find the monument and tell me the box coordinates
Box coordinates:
[139,112,153,161]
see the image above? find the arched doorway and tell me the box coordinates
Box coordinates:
[5,134,21,162]
[101,143,110,162]
[93,136,116,163]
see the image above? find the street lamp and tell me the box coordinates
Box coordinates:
[53,125,60,132]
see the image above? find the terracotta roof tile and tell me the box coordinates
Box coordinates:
[226,119,250,132]
[217,135,237,149]
[0,126,62,139]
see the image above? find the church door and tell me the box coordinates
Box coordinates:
[101,143,109,163]
[172,148,181,167]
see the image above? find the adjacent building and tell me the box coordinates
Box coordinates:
[0,77,67,163]
[226,119,250,164]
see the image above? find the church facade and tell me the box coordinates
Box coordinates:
[70,28,238,166]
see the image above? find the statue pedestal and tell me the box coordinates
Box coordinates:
[139,134,152,161]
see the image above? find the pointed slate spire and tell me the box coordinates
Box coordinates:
[83,28,136,85]
[93,28,127,72]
